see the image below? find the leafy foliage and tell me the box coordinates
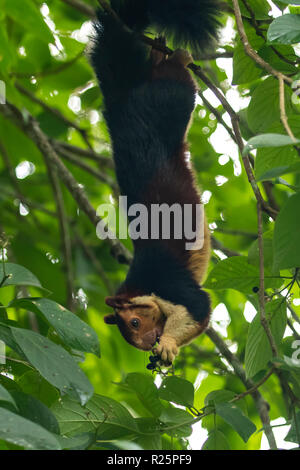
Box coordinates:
[0,0,299,451]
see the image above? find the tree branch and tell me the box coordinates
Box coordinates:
[232,0,293,85]
[56,145,118,192]
[51,140,114,170]
[205,326,278,449]
[15,82,93,151]
[0,102,132,265]
[44,158,75,311]
[60,0,96,18]
[278,75,297,142]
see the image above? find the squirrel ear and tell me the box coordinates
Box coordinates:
[104,314,117,325]
[105,296,123,308]
[105,296,132,309]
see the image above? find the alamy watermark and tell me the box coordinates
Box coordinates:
[0,340,6,365]
[95,196,205,251]
[0,80,6,105]
[291,340,300,363]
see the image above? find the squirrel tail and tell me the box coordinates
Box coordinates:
[111,0,222,55]
[91,0,221,104]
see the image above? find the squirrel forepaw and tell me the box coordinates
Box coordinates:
[154,335,178,365]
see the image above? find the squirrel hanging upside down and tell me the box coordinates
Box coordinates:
[91,0,222,365]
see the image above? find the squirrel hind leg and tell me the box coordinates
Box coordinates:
[167,49,194,68]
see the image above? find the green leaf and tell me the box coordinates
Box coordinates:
[0,384,17,410]
[80,86,103,109]
[21,35,52,70]
[133,433,161,451]
[254,116,300,181]
[247,77,292,134]
[41,61,93,92]
[243,134,300,156]
[245,300,287,378]
[215,403,256,443]
[10,391,59,434]
[204,390,235,407]
[159,407,193,438]
[0,263,43,289]
[11,327,93,405]
[258,44,298,74]
[4,0,54,44]
[248,232,274,270]
[158,377,194,408]
[202,430,230,450]
[273,355,300,373]
[9,298,100,357]
[0,323,26,358]
[56,433,95,450]
[125,373,162,418]
[128,418,162,449]
[232,26,264,85]
[204,256,280,293]
[268,14,300,45]
[284,411,300,444]
[0,303,8,321]
[273,193,300,270]
[51,394,139,438]
[0,24,15,73]
[17,371,59,407]
[255,147,300,181]
[236,0,271,20]
[0,408,61,450]
[0,375,22,395]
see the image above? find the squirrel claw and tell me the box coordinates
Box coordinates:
[153,336,178,365]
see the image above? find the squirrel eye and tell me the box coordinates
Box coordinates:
[130,318,140,329]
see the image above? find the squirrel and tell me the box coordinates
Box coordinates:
[91,0,221,365]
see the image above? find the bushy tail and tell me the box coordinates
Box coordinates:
[111,0,222,55]
[91,0,222,105]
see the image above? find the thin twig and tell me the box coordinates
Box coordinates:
[257,202,278,357]
[287,303,300,325]
[98,0,121,22]
[198,89,236,142]
[51,140,115,169]
[15,82,93,150]
[12,50,85,79]
[279,75,297,141]
[44,158,75,311]
[0,141,43,228]
[241,0,298,66]
[0,354,34,369]
[230,367,275,403]
[0,187,58,219]
[214,227,257,239]
[57,145,118,192]
[232,0,293,85]
[211,236,240,257]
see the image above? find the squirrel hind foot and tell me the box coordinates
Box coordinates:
[168,49,194,68]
